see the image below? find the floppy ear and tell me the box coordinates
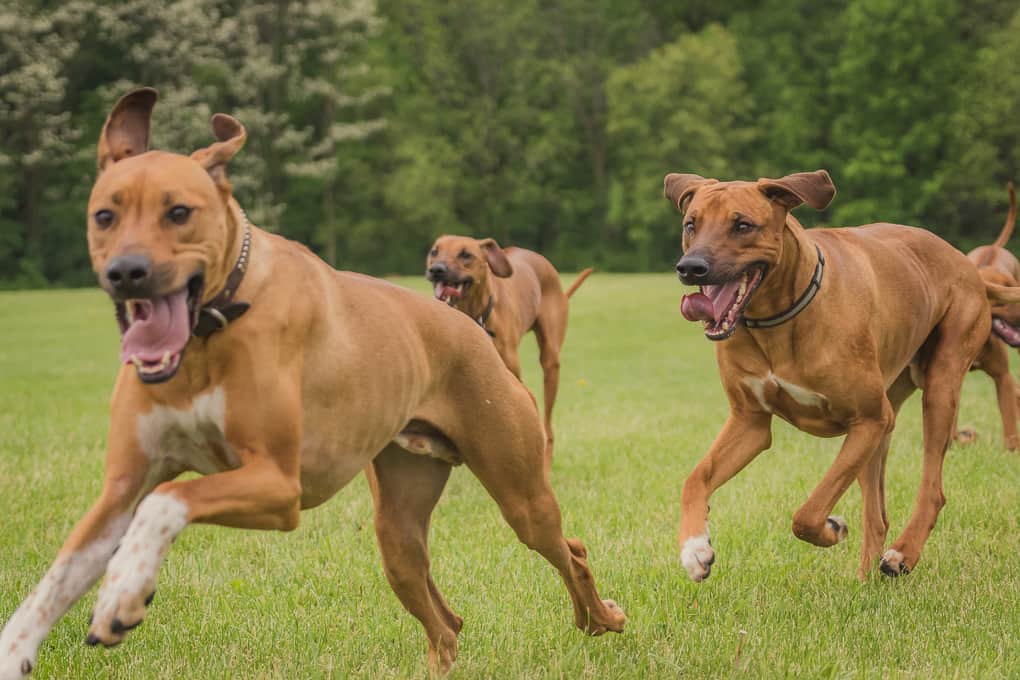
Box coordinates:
[663,173,716,212]
[97,88,158,172]
[479,238,513,277]
[757,170,836,211]
[190,113,247,190]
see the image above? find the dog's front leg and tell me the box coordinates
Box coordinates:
[0,448,153,679]
[86,456,301,647]
[679,412,772,582]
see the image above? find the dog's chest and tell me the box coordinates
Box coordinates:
[135,388,239,474]
[742,372,838,433]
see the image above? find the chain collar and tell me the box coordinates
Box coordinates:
[192,210,252,338]
[476,296,495,338]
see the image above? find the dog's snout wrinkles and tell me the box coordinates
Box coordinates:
[676,255,710,283]
[106,254,153,293]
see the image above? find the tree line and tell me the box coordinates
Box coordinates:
[2,0,1018,287]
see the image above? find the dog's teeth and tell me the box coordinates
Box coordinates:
[126,302,135,324]
[131,355,143,369]
[161,351,171,368]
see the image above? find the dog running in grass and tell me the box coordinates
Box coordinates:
[956,182,1020,450]
[0,89,624,680]
[425,235,592,461]
[666,169,1020,582]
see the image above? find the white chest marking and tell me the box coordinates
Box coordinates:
[743,372,824,412]
[135,388,236,474]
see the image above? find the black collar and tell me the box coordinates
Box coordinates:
[192,212,252,338]
[743,244,824,330]
[476,296,495,338]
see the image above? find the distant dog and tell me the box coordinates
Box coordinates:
[957,182,1020,450]
[0,89,624,680]
[426,235,592,460]
[666,169,1020,582]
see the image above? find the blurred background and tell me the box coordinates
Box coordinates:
[1,0,1018,287]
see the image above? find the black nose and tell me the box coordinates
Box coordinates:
[105,254,152,294]
[427,262,448,280]
[676,255,710,283]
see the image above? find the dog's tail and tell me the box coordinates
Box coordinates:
[565,268,594,298]
[979,182,1017,266]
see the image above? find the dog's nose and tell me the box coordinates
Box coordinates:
[427,262,448,280]
[676,255,711,283]
[105,254,153,294]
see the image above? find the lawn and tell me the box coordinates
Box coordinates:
[1,275,1019,679]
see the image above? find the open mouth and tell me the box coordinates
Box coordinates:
[680,266,767,341]
[432,279,471,306]
[992,317,1020,347]
[115,275,203,383]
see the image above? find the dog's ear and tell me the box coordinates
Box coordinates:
[663,173,716,212]
[190,114,247,190]
[479,238,513,278]
[97,88,158,172]
[757,170,836,211]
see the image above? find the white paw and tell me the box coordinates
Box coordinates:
[827,516,849,543]
[680,533,714,582]
[879,548,909,577]
[87,494,187,645]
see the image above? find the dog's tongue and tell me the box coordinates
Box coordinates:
[119,290,191,364]
[680,293,715,322]
[681,279,743,324]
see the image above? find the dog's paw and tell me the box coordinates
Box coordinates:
[954,428,978,447]
[0,655,34,680]
[680,533,715,582]
[879,549,911,577]
[826,516,849,544]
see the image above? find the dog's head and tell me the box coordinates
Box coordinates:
[425,235,512,307]
[980,267,1020,347]
[87,88,247,383]
[664,170,836,340]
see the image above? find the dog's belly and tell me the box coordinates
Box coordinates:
[136,387,239,477]
[742,373,846,437]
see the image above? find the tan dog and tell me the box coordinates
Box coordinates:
[0,89,624,680]
[425,236,592,458]
[665,169,1020,582]
[957,182,1020,449]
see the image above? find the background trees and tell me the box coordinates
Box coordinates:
[1,0,1019,286]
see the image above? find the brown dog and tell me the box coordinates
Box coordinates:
[957,182,1020,449]
[0,89,624,680]
[425,236,592,459]
[665,169,1020,582]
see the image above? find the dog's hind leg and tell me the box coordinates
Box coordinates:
[533,314,566,463]
[984,342,1019,450]
[881,306,988,576]
[464,432,625,636]
[368,445,460,675]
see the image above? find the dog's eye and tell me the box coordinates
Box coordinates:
[734,221,756,234]
[167,205,192,225]
[429,248,438,257]
[93,210,115,229]
[683,221,695,235]
[458,250,473,260]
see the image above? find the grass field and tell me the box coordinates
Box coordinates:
[2,275,1020,679]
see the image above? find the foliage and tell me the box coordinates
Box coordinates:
[1,0,1019,285]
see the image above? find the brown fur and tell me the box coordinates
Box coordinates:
[665,168,1007,581]
[0,89,624,679]
[959,182,1020,450]
[425,235,592,461]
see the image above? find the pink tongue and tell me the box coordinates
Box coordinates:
[681,293,715,322]
[441,286,461,299]
[120,290,191,364]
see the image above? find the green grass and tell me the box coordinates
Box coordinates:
[2,276,1020,679]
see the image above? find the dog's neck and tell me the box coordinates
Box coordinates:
[457,271,496,323]
[744,215,819,322]
[202,199,250,305]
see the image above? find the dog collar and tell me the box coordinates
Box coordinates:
[477,296,495,338]
[743,244,824,329]
[193,212,252,338]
